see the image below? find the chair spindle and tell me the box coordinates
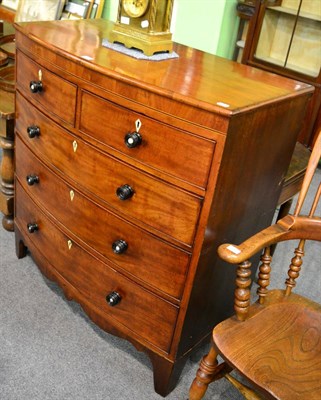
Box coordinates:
[285,239,305,296]
[257,247,272,304]
[235,260,252,320]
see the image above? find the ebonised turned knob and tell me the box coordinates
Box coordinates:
[29,80,43,93]
[106,291,121,307]
[125,132,142,148]
[27,125,40,138]
[27,223,38,233]
[26,175,39,186]
[112,239,128,254]
[116,184,134,200]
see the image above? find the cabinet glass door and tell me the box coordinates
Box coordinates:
[254,0,321,78]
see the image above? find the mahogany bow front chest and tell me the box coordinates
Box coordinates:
[13,19,313,396]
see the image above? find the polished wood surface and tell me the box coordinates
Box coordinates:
[15,94,202,245]
[16,182,179,353]
[15,136,190,301]
[14,19,313,396]
[14,19,311,113]
[79,91,215,189]
[189,131,321,400]
[17,50,77,125]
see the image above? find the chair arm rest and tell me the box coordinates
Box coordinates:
[218,225,288,264]
[218,214,321,264]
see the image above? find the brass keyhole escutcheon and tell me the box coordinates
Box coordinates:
[70,190,75,201]
[72,140,78,153]
[67,240,72,250]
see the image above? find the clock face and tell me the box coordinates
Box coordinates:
[123,0,149,18]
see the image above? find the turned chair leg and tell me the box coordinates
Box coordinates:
[189,345,230,400]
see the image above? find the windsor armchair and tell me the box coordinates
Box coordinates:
[189,131,321,400]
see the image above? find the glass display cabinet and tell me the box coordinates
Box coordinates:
[241,0,321,148]
[254,0,321,79]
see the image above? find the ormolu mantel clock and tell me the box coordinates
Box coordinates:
[109,0,174,56]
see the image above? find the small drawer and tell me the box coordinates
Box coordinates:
[16,93,202,246]
[80,91,215,189]
[16,50,77,125]
[15,182,179,353]
[16,138,191,300]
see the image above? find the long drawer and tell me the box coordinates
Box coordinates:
[15,182,179,353]
[80,91,215,189]
[15,92,202,246]
[16,50,77,126]
[15,137,190,300]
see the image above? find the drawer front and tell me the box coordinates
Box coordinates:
[16,94,202,246]
[16,137,190,300]
[80,91,215,189]
[16,50,77,125]
[15,182,179,353]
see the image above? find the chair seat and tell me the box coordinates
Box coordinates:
[213,290,321,400]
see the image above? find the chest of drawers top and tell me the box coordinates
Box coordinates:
[14,19,311,133]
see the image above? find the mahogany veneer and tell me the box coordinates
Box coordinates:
[13,19,313,396]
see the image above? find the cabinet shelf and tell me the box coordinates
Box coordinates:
[268,6,321,21]
[256,55,319,77]
[254,4,321,79]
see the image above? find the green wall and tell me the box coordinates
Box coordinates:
[102,0,118,21]
[102,0,239,59]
